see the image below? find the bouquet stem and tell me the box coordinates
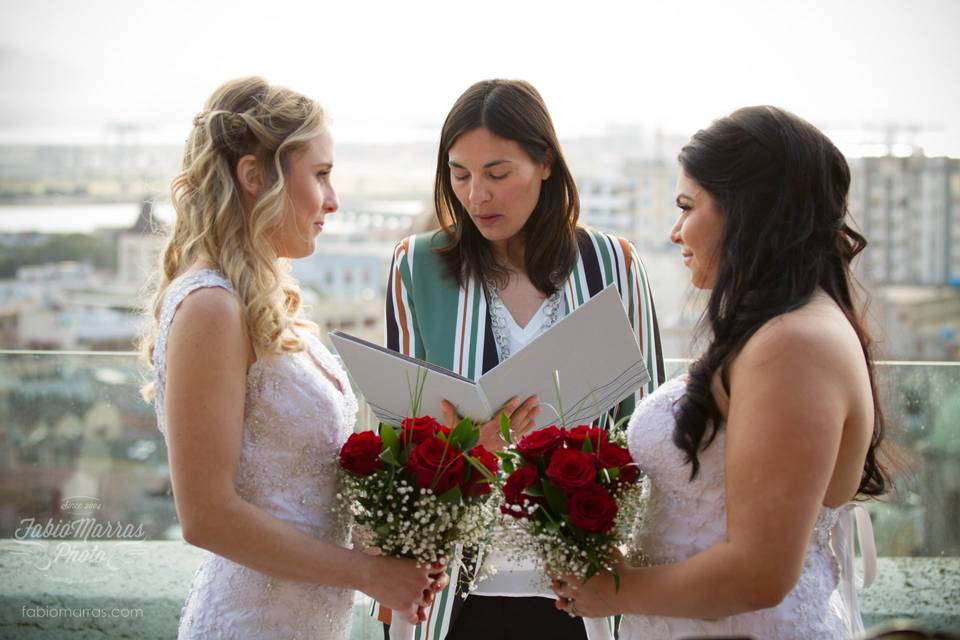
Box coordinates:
[388,617,416,640]
[583,616,614,640]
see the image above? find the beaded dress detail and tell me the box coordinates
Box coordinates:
[620,376,857,639]
[153,270,357,639]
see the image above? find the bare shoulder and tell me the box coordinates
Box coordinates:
[167,286,248,360]
[175,285,243,323]
[733,294,863,380]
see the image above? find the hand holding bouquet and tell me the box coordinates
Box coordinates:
[338,414,501,636]
[496,419,642,590]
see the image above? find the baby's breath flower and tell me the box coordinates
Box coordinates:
[335,456,501,579]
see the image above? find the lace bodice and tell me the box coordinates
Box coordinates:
[621,376,855,640]
[152,269,357,639]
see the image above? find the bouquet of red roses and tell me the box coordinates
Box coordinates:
[496,420,642,587]
[337,415,501,581]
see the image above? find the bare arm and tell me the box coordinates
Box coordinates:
[554,316,851,618]
[164,288,441,623]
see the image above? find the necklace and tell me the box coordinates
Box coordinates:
[486,280,562,360]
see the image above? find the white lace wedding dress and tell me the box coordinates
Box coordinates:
[620,376,869,640]
[153,270,358,639]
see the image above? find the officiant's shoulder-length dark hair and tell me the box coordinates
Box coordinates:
[674,105,890,497]
[432,79,579,295]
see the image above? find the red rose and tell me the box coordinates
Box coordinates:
[516,426,564,461]
[462,445,500,497]
[400,415,446,446]
[545,448,598,493]
[339,431,383,476]
[500,464,540,519]
[597,443,640,484]
[567,483,618,534]
[405,436,465,494]
[565,425,608,451]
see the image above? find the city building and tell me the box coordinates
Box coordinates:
[871,285,960,361]
[578,173,640,234]
[849,155,960,286]
[293,240,393,302]
[577,160,679,250]
[117,200,167,290]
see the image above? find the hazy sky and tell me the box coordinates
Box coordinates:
[1,0,958,154]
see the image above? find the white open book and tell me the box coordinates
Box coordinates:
[329,285,650,429]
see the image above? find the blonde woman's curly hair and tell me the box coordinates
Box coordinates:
[140,76,326,401]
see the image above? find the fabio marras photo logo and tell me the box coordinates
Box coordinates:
[9,495,147,585]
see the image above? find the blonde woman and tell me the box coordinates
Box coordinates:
[140,77,446,639]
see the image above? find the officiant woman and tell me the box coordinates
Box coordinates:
[377,78,665,640]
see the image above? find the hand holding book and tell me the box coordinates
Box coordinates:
[439,395,540,452]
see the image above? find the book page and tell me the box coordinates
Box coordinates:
[477,285,650,429]
[329,332,491,427]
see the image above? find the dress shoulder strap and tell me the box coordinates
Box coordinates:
[152,269,235,434]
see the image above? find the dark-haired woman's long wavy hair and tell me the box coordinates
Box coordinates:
[433,79,580,294]
[674,105,889,497]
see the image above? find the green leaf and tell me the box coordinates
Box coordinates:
[582,438,593,453]
[613,414,632,431]
[405,367,429,418]
[465,454,497,484]
[523,482,544,498]
[542,481,567,514]
[380,448,400,467]
[502,457,516,475]
[413,367,427,417]
[600,467,619,483]
[451,417,474,447]
[462,430,480,452]
[380,423,399,450]
[399,442,413,465]
[552,370,566,428]
[499,412,512,445]
[438,484,463,504]
[612,569,621,593]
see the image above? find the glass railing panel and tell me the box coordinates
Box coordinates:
[2,352,958,555]
[0,352,957,638]
[0,351,175,541]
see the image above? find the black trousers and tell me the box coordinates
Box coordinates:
[383,595,587,640]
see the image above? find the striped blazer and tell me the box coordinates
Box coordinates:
[376,226,665,638]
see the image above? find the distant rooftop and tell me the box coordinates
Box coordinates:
[129,199,168,235]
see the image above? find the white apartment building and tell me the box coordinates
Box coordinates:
[849,155,960,285]
[292,240,394,301]
[578,173,638,234]
[577,160,679,250]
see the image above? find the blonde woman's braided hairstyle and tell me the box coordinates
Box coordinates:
[140,76,325,401]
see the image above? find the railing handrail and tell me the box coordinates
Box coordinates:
[1,350,958,366]
[0,349,142,357]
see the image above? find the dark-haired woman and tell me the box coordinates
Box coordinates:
[377,79,665,639]
[550,106,887,639]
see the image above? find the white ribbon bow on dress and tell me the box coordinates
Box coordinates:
[832,502,877,635]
